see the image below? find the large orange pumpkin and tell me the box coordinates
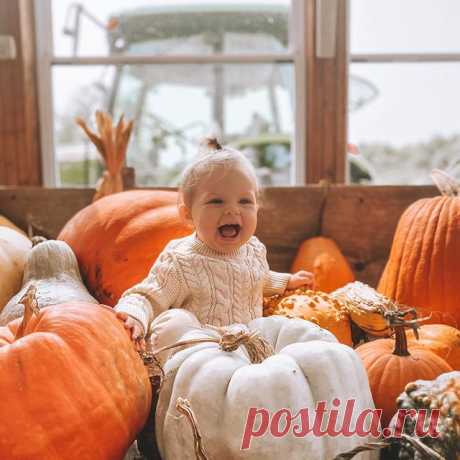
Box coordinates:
[0,293,151,460]
[356,314,452,427]
[291,237,355,293]
[58,190,192,305]
[406,324,460,370]
[378,170,460,327]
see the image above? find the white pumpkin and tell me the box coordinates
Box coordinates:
[0,240,97,325]
[0,227,31,311]
[156,315,379,460]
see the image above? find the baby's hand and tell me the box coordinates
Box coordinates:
[287,271,315,290]
[116,312,146,351]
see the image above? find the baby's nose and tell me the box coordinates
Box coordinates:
[224,204,240,215]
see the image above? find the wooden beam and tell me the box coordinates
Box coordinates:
[0,0,41,186]
[0,185,439,287]
[305,0,348,184]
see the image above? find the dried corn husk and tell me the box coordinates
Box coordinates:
[76,111,133,202]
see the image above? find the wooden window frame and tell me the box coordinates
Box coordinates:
[34,0,350,187]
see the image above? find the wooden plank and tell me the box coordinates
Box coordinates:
[0,185,440,286]
[321,185,439,286]
[0,188,94,238]
[256,186,326,271]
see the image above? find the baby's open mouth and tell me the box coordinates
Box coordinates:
[218,224,241,238]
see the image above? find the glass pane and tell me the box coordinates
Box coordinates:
[53,63,294,187]
[52,0,291,57]
[348,63,460,185]
[351,0,460,54]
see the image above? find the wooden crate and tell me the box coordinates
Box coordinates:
[0,185,438,287]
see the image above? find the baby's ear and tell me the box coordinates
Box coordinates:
[178,203,194,227]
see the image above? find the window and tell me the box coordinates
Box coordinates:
[36,0,299,187]
[348,0,460,184]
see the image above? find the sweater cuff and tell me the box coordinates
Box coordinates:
[114,294,151,335]
[264,271,291,296]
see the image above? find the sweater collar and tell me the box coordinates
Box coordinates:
[190,232,245,258]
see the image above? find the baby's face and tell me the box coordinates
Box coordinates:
[188,166,258,254]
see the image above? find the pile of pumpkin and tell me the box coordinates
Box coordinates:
[261,171,460,459]
[0,168,459,459]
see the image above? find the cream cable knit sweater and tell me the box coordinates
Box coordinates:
[114,232,291,333]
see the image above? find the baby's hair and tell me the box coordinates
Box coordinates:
[205,137,222,151]
[179,137,261,209]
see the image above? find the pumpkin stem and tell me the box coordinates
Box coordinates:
[431,169,460,197]
[216,328,274,363]
[31,236,47,247]
[148,328,274,366]
[176,397,209,460]
[393,327,410,357]
[385,309,422,357]
[15,285,40,340]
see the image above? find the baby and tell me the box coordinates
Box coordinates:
[115,139,314,351]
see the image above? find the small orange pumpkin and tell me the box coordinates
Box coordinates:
[406,324,460,371]
[356,312,452,427]
[58,190,192,305]
[291,237,355,293]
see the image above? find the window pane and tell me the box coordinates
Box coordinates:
[351,0,460,54]
[52,0,291,57]
[53,63,294,187]
[348,63,460,185]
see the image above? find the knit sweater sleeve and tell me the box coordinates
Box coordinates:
[249,236,291,296]
[264,270,291,296]
[114,250,184,335]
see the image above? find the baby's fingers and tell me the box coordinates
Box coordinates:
[116,311,129,322]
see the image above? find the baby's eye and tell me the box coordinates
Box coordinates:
[207,198,223,204]
[240,198,253,205]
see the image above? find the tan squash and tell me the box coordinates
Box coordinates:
[264,288,353,346]
[332,281,399,337]
[0,227,31,312]
[0,239,97,325]
[291,237,355,292]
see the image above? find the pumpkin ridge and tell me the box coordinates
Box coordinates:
[415,197,444,311]
[401,199,435,303]
[389,202,425,298]
[445,197,460,327]
[1,332,105,457]
[379,199,427,299]
[366,349,391,376]
[438,197,450,317]
[425,197,445,318]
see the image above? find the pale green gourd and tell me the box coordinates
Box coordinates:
[0,240,97,325]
